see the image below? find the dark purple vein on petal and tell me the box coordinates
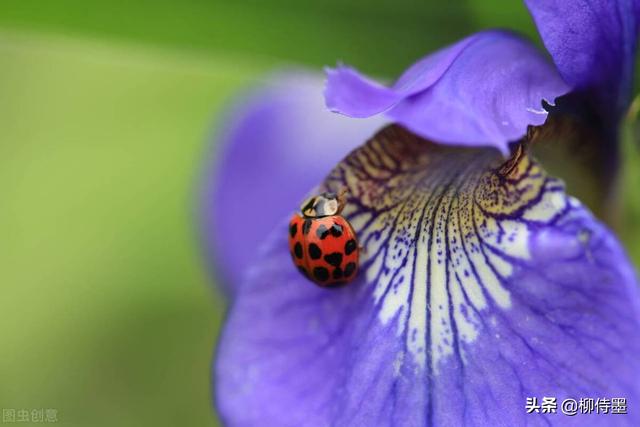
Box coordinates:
[320,124,577,381]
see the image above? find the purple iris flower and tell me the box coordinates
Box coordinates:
[202,1,640,426]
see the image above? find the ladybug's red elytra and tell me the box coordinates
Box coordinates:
[288,190,359,287]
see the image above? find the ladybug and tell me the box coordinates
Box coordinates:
[288,190,359,287]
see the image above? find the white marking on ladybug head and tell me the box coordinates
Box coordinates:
[301,192,344,218]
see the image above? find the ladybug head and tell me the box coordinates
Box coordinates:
[300,189,347,218]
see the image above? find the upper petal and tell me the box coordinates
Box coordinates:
[216,125,640,426]
[201,73,386,293]
[525,0,640,122]
[325,30,570,153]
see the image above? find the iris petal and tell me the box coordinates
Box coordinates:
[325,30,570,154]
[201,73,386,292]
[216,125,640,426]
[525,0,640,122]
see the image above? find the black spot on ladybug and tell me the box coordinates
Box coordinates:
[298,266,309,278]
[332,268,343,280]
[316,224,329,239]
[294,242,303,259]
[344,262,356,277]
[313,267,329,282]
[308,243,322,260]
[324,252,343,267]
[345,239,357,255]
[330,223,343,237]
[302,219,313,235]
[289,222,297,237]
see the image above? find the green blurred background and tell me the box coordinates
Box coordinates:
[0,1,637,426]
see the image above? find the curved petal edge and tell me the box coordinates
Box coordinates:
[525,0,640,122]
[324,31,570,153]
